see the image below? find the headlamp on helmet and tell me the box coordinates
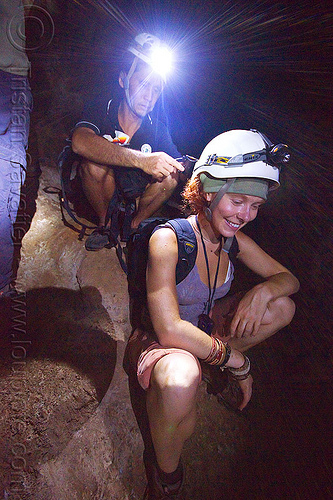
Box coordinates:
[250,129,290,168]
[128,32,173,81]
[205,136,290,171]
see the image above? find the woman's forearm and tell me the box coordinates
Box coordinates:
[154,317,245,369]
[260,271,300,301]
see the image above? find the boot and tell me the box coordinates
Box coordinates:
[142,450,185,499]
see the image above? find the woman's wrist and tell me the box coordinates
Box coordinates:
[202,338,231,367]
[227,351,251,380]
[202,340,251,380]
[225,348,245,369]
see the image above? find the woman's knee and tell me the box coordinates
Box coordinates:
[271,296,296,327]
[151,354,201,395]
[148,354,200,424]
[283,296,296,324]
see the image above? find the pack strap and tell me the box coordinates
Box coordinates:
[57,146,97,239]
[115,241,128,274]
[222,236,234,253]
[164,218,197,284]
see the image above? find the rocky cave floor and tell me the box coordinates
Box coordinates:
[0,161,332,500]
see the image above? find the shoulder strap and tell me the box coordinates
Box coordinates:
[222,236,239,266]
[222,236,233,253]
[166,218,197,284]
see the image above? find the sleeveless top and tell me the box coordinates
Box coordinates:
[176,260,234,326]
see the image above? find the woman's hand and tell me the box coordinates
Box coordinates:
[230,231,300,340]
[237,374,253,411]
[230,284,271,338]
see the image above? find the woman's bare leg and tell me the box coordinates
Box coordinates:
[146,353,201,473]
[219,296,296,352]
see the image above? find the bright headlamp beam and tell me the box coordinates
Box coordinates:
[150,46,173,79]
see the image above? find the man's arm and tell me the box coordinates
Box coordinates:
[72,127,184,181]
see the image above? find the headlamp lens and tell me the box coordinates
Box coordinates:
[150,46,173,79]
[270,144,290,164]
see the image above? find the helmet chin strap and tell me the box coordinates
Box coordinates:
[122,54,163,120]
[204,178,236,221]
[123,57,142,117]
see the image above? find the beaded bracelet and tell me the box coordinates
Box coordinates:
[209,338,224,365]
[220,342,231,368]
[227,355,251,380]
[203,337,222,364]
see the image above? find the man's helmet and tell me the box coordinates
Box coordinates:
[128,33,164,66]
[192,129,290,219]
[127,32,172,82]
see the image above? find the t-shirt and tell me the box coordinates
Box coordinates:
[74,96,181,159]
[177,262,234,326]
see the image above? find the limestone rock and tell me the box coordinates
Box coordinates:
[77,249,130,342]
[16,163,130,342]
[16,164,86,291]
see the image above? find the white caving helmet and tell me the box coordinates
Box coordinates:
[128,34,169,74]
[125,32,172,83]
[192,129,290,220]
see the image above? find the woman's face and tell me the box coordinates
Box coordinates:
[207,192,265,237]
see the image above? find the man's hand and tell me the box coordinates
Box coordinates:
[140,152,184,181]
[72,128,185,181]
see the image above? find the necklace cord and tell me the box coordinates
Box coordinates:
[196,216,222,315]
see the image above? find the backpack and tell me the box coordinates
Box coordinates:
[126,217,239,330]
[57,143,94,239]
[57,141,134,273]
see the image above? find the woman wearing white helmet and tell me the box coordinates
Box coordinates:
[125,129,299,499]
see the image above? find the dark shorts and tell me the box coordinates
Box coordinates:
[113,166,152,200]
[71,162,151,222]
